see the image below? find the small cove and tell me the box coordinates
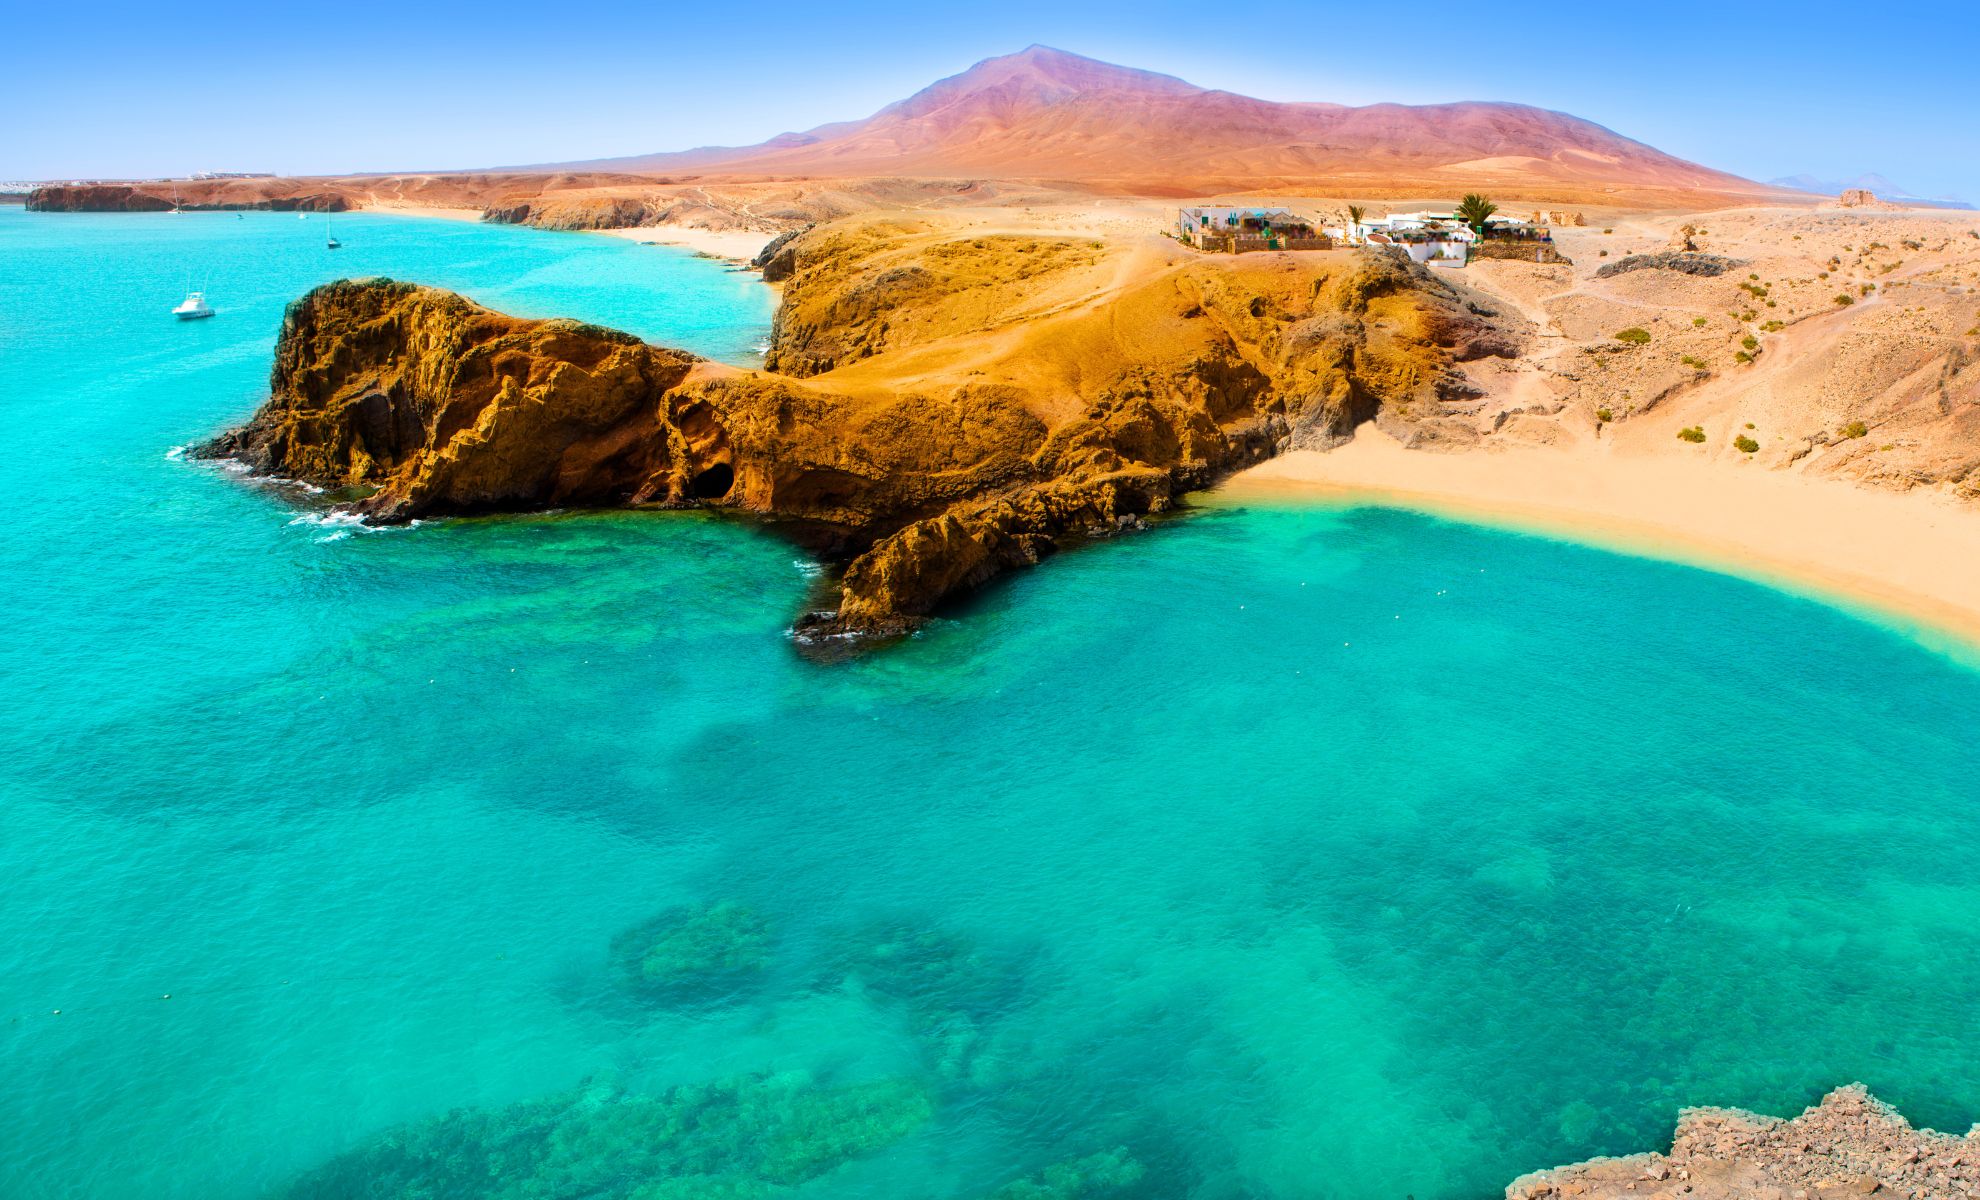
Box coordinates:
[3,207,1978,1200]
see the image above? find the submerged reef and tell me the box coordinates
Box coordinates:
[816,920,1034,1087]
[992,1149,1147,1200]
[279,1072,932,1200]
[199,222,1512,644]
[610,902,771,999]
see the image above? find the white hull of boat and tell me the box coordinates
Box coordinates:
[173,291,215,320]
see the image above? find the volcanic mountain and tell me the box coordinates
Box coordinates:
[564,45,1776,204]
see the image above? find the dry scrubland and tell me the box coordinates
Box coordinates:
[1446,207,1980,492]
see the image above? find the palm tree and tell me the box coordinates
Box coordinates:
[1455,193,1498,236]
[1343,204,1368,244]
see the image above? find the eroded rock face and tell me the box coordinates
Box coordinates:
[198,280,711,519]
[202,228,1508,645]
[26,185,349,212]
[1507,1085,1980,1200]
[1594,251,1746,279]
[751,226,810,281]
[1837,188,1899,210]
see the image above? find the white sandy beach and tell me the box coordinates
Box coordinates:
[357,200,487,223]
[1222,427,1980,658]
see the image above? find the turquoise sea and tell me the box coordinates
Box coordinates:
[3,205,1978,1200]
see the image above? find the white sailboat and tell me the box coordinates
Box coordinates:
[325,214,340,250]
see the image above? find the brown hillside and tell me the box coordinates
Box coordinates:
[570,46,1784,206]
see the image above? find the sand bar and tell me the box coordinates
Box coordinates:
[1220,427,1980,662]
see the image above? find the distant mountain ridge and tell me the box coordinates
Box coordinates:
[539,45,1779,203]
[1768,172,1973,210]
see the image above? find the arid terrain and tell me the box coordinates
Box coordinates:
[62,43,1968,654]
[29,46,1795,228]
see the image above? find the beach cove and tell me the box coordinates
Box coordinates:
[1223,428,1980,665]
[3,206,1979,1199]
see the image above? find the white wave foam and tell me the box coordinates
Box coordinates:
[288,510,367,529]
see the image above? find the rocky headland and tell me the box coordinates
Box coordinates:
[26,183,352,212]
[198,220,1514,642]
[1507,1085,1980,1200]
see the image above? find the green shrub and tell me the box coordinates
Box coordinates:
[1677,426,1706,444]
[1834,293,1855,306]
[1840,420,1869,439]
[1681,355,1707,369]
[1761,320,1784,332]
[1614,327,1651,344]
[1595,407,1613,423]
[1734,350,1753,364]
[1734,435,1759,454]
[1741,335,1759,351]
[1692,316,1708,327]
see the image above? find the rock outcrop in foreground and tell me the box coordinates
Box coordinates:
[200,224,1512,642]
[1508,1086,1980,1200]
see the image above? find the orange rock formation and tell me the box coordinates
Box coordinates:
[199,222,1514,642]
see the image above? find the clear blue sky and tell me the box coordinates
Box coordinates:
[4,0,1974,199]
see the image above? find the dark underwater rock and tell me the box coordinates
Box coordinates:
[279,1072,932,1199]
[609,901,771,999]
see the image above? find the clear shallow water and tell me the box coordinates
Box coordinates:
[2,205,1979,1199]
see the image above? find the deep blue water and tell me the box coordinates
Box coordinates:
[2,205,1978,1200]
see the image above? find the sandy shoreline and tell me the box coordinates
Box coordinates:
[586,224,777,263]
[358,201,775,264]
[357,200,486,223]
[1219,428,1980,662]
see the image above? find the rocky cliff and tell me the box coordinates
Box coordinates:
[26,184,352,212]
[201,225,1512,643]
[1507,1085,1980,1200]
